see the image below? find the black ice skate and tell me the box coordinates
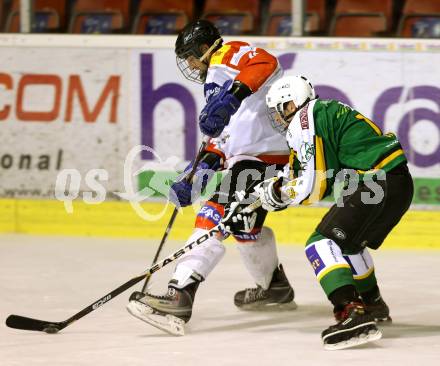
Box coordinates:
[234,264,297,311]
[126,281,199,336]
[322,302,382,350]
[362,288,392,323]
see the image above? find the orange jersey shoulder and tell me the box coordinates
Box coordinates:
[209,41,278,92]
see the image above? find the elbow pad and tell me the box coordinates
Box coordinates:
[230,81,253,102]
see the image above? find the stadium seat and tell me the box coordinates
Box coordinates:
[330,0,393,37]
[133,0,193,34]
[69,0,130,34]
[5,0,66,33]
[398,0,440,38]
[201,0,260,35]
[263,0,327,36]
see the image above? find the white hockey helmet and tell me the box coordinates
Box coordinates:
[266,75,316,135]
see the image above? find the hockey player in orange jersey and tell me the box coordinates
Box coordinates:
[127,20,296,335]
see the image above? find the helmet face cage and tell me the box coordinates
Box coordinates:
[266,75,316,135]
[176,55,206,84]
[267,103,290,136]
[175,20,221,84]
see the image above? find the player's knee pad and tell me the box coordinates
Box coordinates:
[236,226,279,289]
[259,226,276,247]
[195,201,224,230]
[343,248,375,281]
[175,228,226,281]
[305,238,351,283]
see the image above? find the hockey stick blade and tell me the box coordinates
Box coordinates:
[6,315,64,333]
[5,226,222,333]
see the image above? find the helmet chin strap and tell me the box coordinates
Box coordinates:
[199,38,223,62]
[284,111,296,123]
[196,38,223,83]
[284,97,313,122]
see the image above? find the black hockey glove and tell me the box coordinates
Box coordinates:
[221,199,260,234]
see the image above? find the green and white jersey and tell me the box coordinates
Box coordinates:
[280,99,407,205]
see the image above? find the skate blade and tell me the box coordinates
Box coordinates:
[238,300,298,312]
[323,328,382,351]
[126,300,185,336]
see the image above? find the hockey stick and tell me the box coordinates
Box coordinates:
[5,225,223,334]
[128,136,211,301]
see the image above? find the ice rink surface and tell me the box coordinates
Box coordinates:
[1,234,440,366]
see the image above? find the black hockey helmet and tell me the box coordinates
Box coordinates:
[175,20,223,84]
[175,19,222,59]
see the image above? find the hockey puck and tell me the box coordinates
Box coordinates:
[43,325,59,334]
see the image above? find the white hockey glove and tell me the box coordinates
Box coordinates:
[254,177,290,212]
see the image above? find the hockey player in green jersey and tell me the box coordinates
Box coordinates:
[223,75,413,350]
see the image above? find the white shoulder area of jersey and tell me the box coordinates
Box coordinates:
[285,99,318,149]
[205,65,239,84]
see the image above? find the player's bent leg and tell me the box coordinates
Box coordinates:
[305,237,381,349]
[344,249,391,323]
[234,227,296,311]
[127,224,226,335]
[350,165,413,323]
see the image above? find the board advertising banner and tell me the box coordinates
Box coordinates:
[0,47,130,202]
[0,36,438,208]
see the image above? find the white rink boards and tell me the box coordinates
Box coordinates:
[1,235,440,366]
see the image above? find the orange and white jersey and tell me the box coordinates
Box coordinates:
[203,41,289,168]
